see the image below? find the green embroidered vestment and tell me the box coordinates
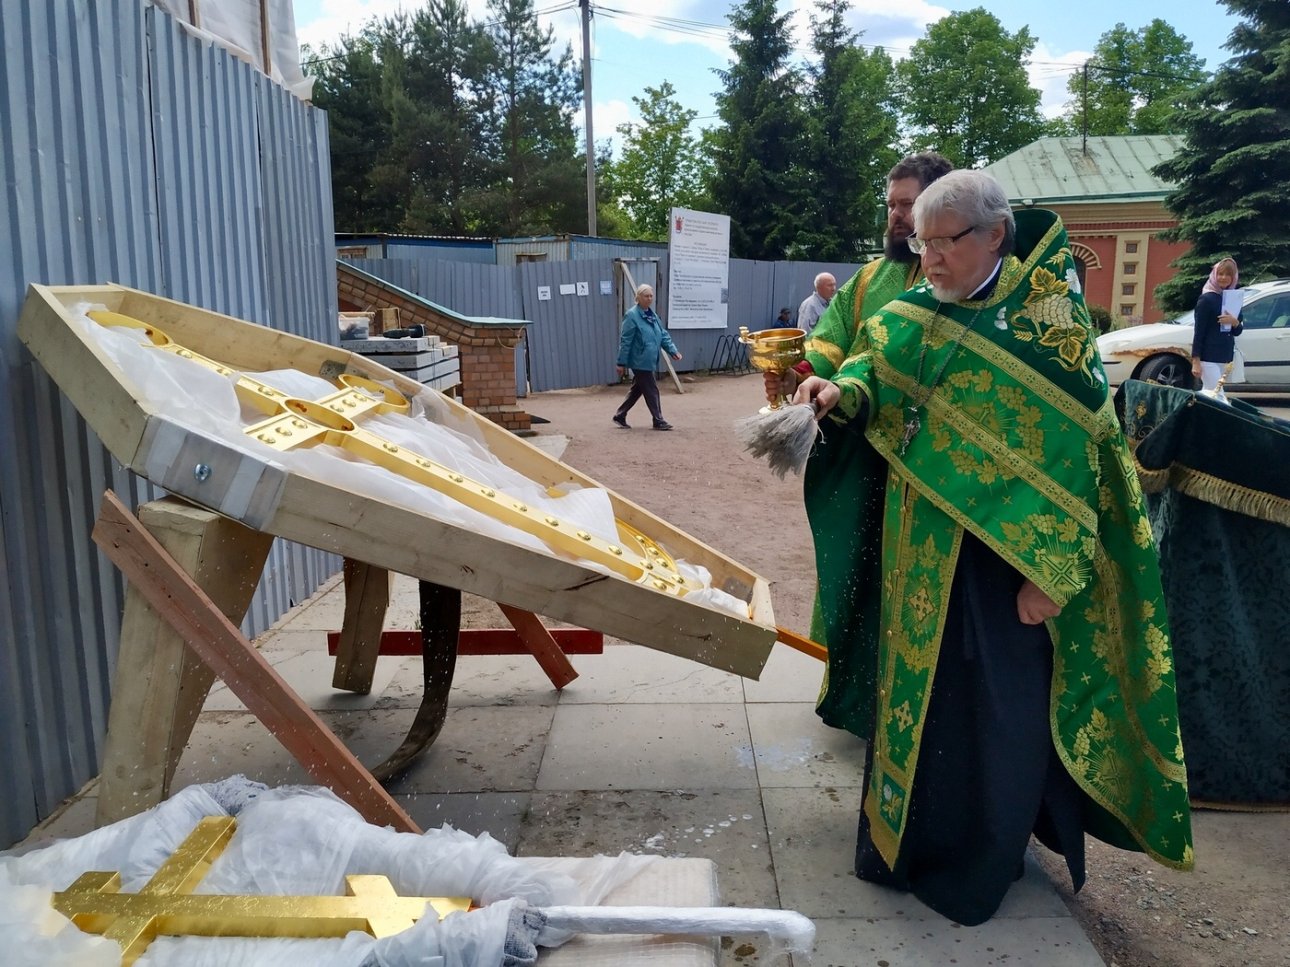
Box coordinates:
[810,209,1193,872]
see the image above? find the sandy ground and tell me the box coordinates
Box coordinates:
[520,371,1289,967]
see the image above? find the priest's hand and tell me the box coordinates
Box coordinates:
[1017,579,1061,625]
[793,376,838,417]
[763,368,799,403]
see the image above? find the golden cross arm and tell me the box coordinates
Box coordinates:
[51,817,472,965]
[87,310,701,599]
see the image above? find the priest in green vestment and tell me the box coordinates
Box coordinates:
[792,169,1193,925]
[766,152,953,657]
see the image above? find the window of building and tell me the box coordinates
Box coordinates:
[1123,262,1137,275]
[516,253,548,263]
[1121,305,1135,316]
[1125,241,1139,254]
[1122,283,1136,296]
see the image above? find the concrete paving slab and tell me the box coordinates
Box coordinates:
[559,644,744,705]
[762,787,1071,921]
[203,649,408,712]
[395,791,530,852]
[745,703,866,789]
[803,913,1101,966]
[537,703,759,791]
[518,790,777,910]
[741,644,825,704]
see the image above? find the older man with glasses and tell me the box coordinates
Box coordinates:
[791,169,1194,925]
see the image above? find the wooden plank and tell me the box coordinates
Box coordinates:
[20,284,777,679]
[97,499,274,825]
[92,490,419,834]
[325,628,605,657]
[331,559,389,694]
[498,603,578,689]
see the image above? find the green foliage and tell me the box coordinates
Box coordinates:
[1153,0,1290,313]
[707,0,809,259]
[305,29,400,232]
[478,0,584,235]
[795,0,899,261]
[601,83,711,240]
[1060,20,1207,136]
[305,0,583,237]
[1086,303,1114,335]
[895,8,1045,168]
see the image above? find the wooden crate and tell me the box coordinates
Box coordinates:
[17,284,775,678]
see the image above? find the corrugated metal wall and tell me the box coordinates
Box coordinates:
[341,255,870,392]
[0,0,339,848]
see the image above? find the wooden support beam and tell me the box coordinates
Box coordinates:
[97,499,274,825]
[325,628,604,657]
[92,490,419,834]
[498,603,578,689]
[331,559,390,694]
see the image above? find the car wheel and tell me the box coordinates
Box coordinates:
[1137,353,1196,389]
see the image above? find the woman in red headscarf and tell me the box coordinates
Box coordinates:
[1190,257,1244,398]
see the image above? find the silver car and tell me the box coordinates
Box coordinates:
[1096,278,1290,390]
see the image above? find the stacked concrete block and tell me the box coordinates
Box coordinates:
[346,334,462,393]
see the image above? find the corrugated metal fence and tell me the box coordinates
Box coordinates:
[0,0,339,847]
[347,255,866,392]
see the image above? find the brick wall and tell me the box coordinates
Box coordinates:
[338,263,531,431]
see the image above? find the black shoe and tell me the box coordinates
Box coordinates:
[652,421,673,431]
[612,414,630,429]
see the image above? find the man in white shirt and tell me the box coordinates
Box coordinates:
[796,272,836,334]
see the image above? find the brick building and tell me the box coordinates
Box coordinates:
[338,261,531,432]
[985,135,1188,325]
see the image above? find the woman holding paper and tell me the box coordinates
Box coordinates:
[1191,257,1244,397]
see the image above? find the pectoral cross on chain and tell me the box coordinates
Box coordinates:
[899,406,921,455]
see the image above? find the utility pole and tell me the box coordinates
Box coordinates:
[580,0,597,236]
[1081,61,1089,155]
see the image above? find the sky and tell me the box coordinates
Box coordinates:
[291,0,1243,153]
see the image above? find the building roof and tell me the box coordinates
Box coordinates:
[985,135,1185,205]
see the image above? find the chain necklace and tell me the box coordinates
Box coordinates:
[898,305,983,456]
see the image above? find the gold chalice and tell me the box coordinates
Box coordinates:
[739,326,807,411]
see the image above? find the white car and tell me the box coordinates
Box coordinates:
[1096,278,1290,390]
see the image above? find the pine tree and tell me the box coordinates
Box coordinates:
[397,0,493,234]
[479,0,584,236]
[305,28,400,232]
[708,0,809,260]
[1153,0,1290,313]
[797,0,898,261]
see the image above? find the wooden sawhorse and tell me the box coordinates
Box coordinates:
[93,492,578,830]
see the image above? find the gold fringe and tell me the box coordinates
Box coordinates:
[1134,454,1290,526]
[1191,799,1290,813]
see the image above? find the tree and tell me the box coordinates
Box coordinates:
[305,28,400,232]
[479,0,584,235]
[1152,0,1290,313]
[896,9,1044,168]
[396,0,494,234]
[797,0,899,260]
[602,83,711,240]
[1060,20,1208,136]
[708,0,809,259]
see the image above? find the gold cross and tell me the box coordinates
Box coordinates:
[89,311,696,598]
[52,817,471,965]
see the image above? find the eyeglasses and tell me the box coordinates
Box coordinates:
[907,226,976,256]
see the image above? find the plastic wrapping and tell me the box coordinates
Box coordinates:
[68,303,750,621]
[0,778,655,967]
